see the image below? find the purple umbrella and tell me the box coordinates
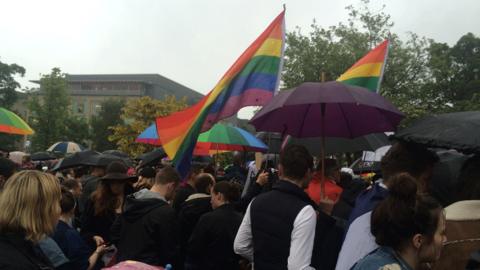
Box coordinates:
[250,81,404,138]
[250,81,404,198]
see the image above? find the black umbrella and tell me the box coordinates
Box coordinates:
[102,150,132,167]
[90,153,128,167]
[138,148,167,167]
[52,150,100,171]
[102,150,130,159]
[395,111,480,154]
[429,150,469,207]
[256,132,390,155]
[31,151,57,161]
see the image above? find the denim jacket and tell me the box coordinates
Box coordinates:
[351,246,413,270]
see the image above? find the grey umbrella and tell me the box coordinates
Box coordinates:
[256,132,390,155]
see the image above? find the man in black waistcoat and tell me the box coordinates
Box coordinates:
[234,144,317,270]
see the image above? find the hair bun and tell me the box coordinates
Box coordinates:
[388,173,417,203]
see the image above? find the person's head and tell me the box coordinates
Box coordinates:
[455,155,480,201]
[233,152,244,167]
[211,181,241,209]
[381,141,438,191]
[187,164,203,183]
[0,157,17,188]
[316,158,341,182]
[90,166,106,177]
[136,166,156,189]
[73,166,88,180]
[92,161,134,216]
[154,166,181,201]
[194,173,215,194]
[59,187,76,218]
[371,173,446,265]
[61,179,82,198]
[0,170,61,242]
[338,171,354,189]
[279,144,314,188]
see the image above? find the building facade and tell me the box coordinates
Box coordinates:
[25,73,203,120]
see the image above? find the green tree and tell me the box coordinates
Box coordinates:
[110,96,187,157]
[64,115,90,147]
[283,0,439,125]
[427,33,480,111]
[28,68,70,152]
[0,60,26,150]
[91,99,126,151]
[0,60,25,108]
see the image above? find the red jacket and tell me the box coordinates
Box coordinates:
[305,172,343,204]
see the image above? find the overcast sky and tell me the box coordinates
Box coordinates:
[1,0,479,118]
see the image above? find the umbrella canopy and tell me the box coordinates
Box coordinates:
[136,123,268,155]
[31,151,57,161]
[256,132,389,155]
[138,148,167,167]
[102,150,130,159]
[394,111,480,154]
[0,107,34,135]
[8,151,26,165]
[47,141,85,154]
[52,150,100,171]
[136,124,159,145]
[197,124,268,153]
[250,81,404,138]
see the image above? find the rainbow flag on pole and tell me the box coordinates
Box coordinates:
[156,11,285,177]
[337,40,389,93]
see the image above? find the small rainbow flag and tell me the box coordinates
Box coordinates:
[337,40,389,93]
[156,11,285,177]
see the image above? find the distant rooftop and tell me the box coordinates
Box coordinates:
[31,73,204,104]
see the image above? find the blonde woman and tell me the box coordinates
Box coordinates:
[0,170,61,269]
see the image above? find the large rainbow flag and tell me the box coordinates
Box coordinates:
[337,40,389,93]
[156,11,285,177]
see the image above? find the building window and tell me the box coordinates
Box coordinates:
[82,84,93,90]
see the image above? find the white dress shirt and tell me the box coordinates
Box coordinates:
[234,201,317,270]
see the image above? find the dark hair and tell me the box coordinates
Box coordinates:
[139,167,156,178]
[456,155,480,201]
[155,166,181,185]
[381,141,438,180]
[213,181,241,202]
[187,164,203,180]
[60,187,76,214]
[194,173,215,194]
[73,166,88,179]
[316,158,340,177]
[371,173,443,250]
[0,157,16,179]
[280,144,313,180]
[203,164,215,176]
[91,181,121,216]
[61,179,80,191]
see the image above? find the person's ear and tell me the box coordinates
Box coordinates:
[412,234,423,249]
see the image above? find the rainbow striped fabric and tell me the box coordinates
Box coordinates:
[337,40,389,93]
[156,11,285,176]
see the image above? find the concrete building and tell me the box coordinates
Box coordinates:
[27,73,203,120]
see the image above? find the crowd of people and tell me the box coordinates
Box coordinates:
[0,140,479,270]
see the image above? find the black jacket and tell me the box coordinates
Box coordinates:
[0,232,54,270]
[172,183,195,212]
[111,190,180,267]
[80,198,118,249]
[186,204,243,270]
[250,180,316,270]
[178,193,212,267]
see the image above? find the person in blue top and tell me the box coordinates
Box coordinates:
[352,173,447,270]
[53,188,107,270]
